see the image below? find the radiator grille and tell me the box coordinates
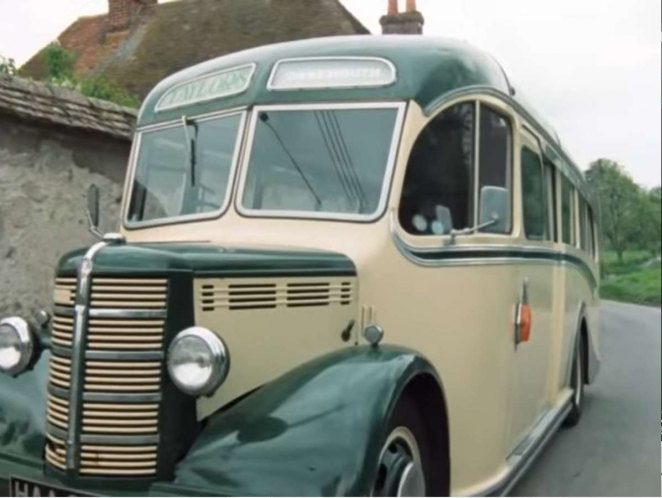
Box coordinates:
[200,279,354,311]
[45,275,167,478]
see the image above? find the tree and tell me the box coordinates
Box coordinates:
[585,159,642,262]
[43,43,76,84]
[0,55,17,75]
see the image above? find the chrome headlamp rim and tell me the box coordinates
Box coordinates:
[0,317,34,376]
[167,326,230,397]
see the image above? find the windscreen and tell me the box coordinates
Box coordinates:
[241,106,400,218]
[127,112,243,224]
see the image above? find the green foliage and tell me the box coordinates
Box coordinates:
[601,266,661,307]
[40,44,139,108]
[43,43,75,83]
[585,159,659,262]
[79,78,140,108]
[0,55,17,75]
[601,250,661,306]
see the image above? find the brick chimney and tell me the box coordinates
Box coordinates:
[108,0,157,31]
[380,0,424,35]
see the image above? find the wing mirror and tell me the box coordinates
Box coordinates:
[478,186,509,234]
[445,186,510,245]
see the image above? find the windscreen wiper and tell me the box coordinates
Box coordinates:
[181,115,198,187]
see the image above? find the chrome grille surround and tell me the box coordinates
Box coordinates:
[45,245,168,477]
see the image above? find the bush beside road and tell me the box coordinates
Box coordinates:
[600,251,661,307]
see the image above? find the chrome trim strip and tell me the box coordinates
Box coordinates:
[83,391,162,403]
[84,350,164,361]
[390,224,598,288]
[80,434,160,445]
[267,56,397,91]
[473,393,572,497]
[66,241,107,471]
[155,63,256,112]
[124,109,249,230]
[235,101,407,223]
[87,309,167,319]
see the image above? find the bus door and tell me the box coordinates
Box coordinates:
[506,128,556,452]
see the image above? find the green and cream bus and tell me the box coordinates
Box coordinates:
[0,36,600,497]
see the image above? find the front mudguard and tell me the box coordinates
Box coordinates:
[0,351,49,469]
[156,346,442,497]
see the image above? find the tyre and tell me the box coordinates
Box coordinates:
[372,395,445,497]
[564,333,586,427]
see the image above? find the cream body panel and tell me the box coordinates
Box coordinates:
[194,276,358,419]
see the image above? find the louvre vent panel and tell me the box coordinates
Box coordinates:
[46,274,167,478]
[200,279,355,311]
[90,278,167,309]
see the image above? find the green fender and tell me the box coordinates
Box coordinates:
[0,351,49,466]
[156,346,445,497]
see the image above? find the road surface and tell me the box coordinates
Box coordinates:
[512,301,661,497]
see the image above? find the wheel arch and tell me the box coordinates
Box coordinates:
[400,372,450,495]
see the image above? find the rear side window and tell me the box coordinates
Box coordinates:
[399,102,475,235]
[561,177,576,245]
[521,147,548,240]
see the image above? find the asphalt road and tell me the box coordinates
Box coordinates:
[512,301,661,497]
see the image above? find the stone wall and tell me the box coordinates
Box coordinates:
[0,119,129,317]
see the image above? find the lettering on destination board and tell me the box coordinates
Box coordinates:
[269,57,397,90]
[156,64,255,112]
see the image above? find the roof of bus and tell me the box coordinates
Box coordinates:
[137,35,588,191]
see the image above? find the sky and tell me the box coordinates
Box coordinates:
[0,0,659,187]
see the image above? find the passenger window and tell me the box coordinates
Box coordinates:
[561,177,576,246]
[399,102,475,235]
[478,106,512,233]
[544,160,558,242]
[521,147,549,240]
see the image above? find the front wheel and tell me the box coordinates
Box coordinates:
[564,333,586,427]
[372,395,439,496]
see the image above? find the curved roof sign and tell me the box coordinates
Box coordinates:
[155,63,256,112]
[268,57,397,91]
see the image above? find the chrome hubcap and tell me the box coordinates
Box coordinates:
[374,427,425,497]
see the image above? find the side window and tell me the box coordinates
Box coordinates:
[478,106,512,233]
[544,160,558,241]
[521,146,549,240]
[560,176,576,246]
[399,102,475,235]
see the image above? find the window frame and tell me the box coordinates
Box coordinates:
[520,143,550,241]
[397,97,515,239]
[560,175,577,247]
[235,101,407,223]
[123,107,249,230]
[475,103,514,234]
